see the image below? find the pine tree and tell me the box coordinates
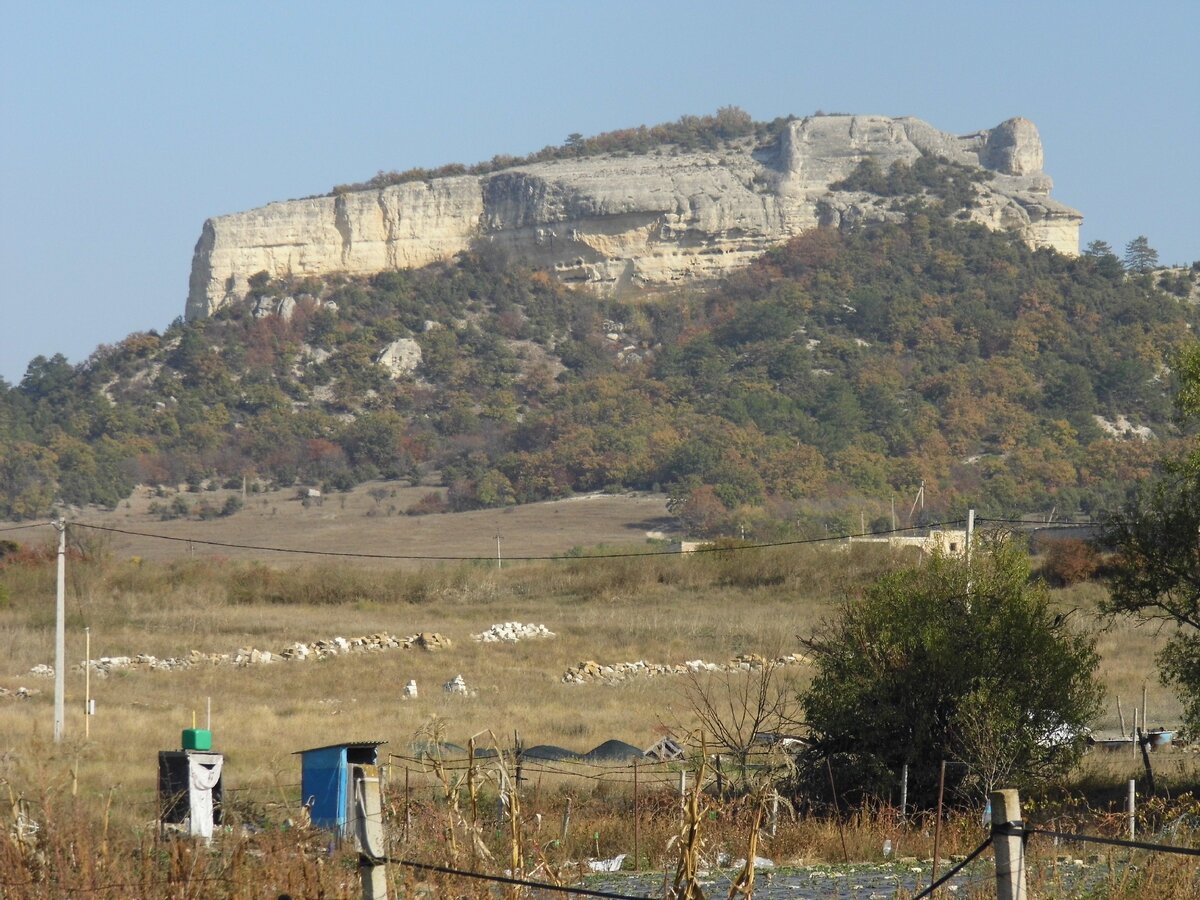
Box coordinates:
[1123,235,1159,273]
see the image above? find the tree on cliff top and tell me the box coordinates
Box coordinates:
[1124,235,1159,274]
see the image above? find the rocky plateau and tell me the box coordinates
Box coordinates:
[187,115,1081,319]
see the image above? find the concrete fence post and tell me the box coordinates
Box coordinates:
[991,788,1027,900]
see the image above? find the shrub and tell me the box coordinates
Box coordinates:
[407,491,449,516]
[800,538,1102,808]
[1040,538,1099,586]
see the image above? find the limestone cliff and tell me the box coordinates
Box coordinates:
[186,115,1081,320]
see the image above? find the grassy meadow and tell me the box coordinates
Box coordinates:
[1,486,1197,896]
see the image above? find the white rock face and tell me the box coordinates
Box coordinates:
[187,116,1081,319]
[1094,414,1155,440]
[376,338,423,378]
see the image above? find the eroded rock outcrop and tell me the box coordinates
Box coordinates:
[187,115,1081,319]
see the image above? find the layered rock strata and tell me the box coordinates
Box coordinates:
[187,115,1081,319]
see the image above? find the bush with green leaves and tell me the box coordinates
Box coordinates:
[799,538,1102,809]
[1101,343,1200,735]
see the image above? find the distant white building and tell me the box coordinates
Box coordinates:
[844,528,968,557]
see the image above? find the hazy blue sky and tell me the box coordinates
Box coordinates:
[2,1,1197,384]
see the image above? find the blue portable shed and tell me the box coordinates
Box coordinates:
[296,741,386,834]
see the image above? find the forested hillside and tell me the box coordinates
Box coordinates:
[1,203,1196,536]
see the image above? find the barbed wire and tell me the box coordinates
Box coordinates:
[388,856,652,899]
[1025,824,1200,857]
[912,835,993,899]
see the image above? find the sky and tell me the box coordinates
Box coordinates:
[2,1,1197,385]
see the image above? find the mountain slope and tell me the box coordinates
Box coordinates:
[2,207,1195,534]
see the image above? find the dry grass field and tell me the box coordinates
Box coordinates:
[68,481,679,563]
[1,484,1197,896]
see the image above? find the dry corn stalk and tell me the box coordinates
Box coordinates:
[727,793,767,900]
[669,745,708,900]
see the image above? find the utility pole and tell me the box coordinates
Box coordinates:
[84,626,91,739]
[965,508,975,566]
[54,518,66,743]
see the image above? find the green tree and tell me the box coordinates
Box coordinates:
[800,539,1101,808]
[1123,235,1159,274]
[1083,239,1124,278]
[1101,343,1200,732]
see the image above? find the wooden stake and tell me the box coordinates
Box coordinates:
[633,758,640,872]
[1137,728,1156,795]
[826,758,849,862]
[1127,779,1136,839]
[1117,695,1126,737]
[931,760,946,892]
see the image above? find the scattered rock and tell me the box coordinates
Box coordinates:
[28,664,54,678]
[70,630,448,677]
[414,632,451,651]
[443,674,476,697]
[562,653,809,685]
[376,338,423,378]
[473,622,555,643]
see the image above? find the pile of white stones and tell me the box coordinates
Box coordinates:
[65,631,452,677]
[442,673,477,696]
[562,653,809,685]
[472,622,555,643]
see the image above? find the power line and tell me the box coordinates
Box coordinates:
[0,521,52,533]
[976,517,1101,528]
[68,519,965,563]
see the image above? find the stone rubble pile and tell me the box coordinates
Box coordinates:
[443,674,477,697]
[0,686,40,700]
[66,631,452,677]
[472,622,555,643]
[27,664,54,678]
[562,653,809,685]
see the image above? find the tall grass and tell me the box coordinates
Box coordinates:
[1,543,1196,895]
